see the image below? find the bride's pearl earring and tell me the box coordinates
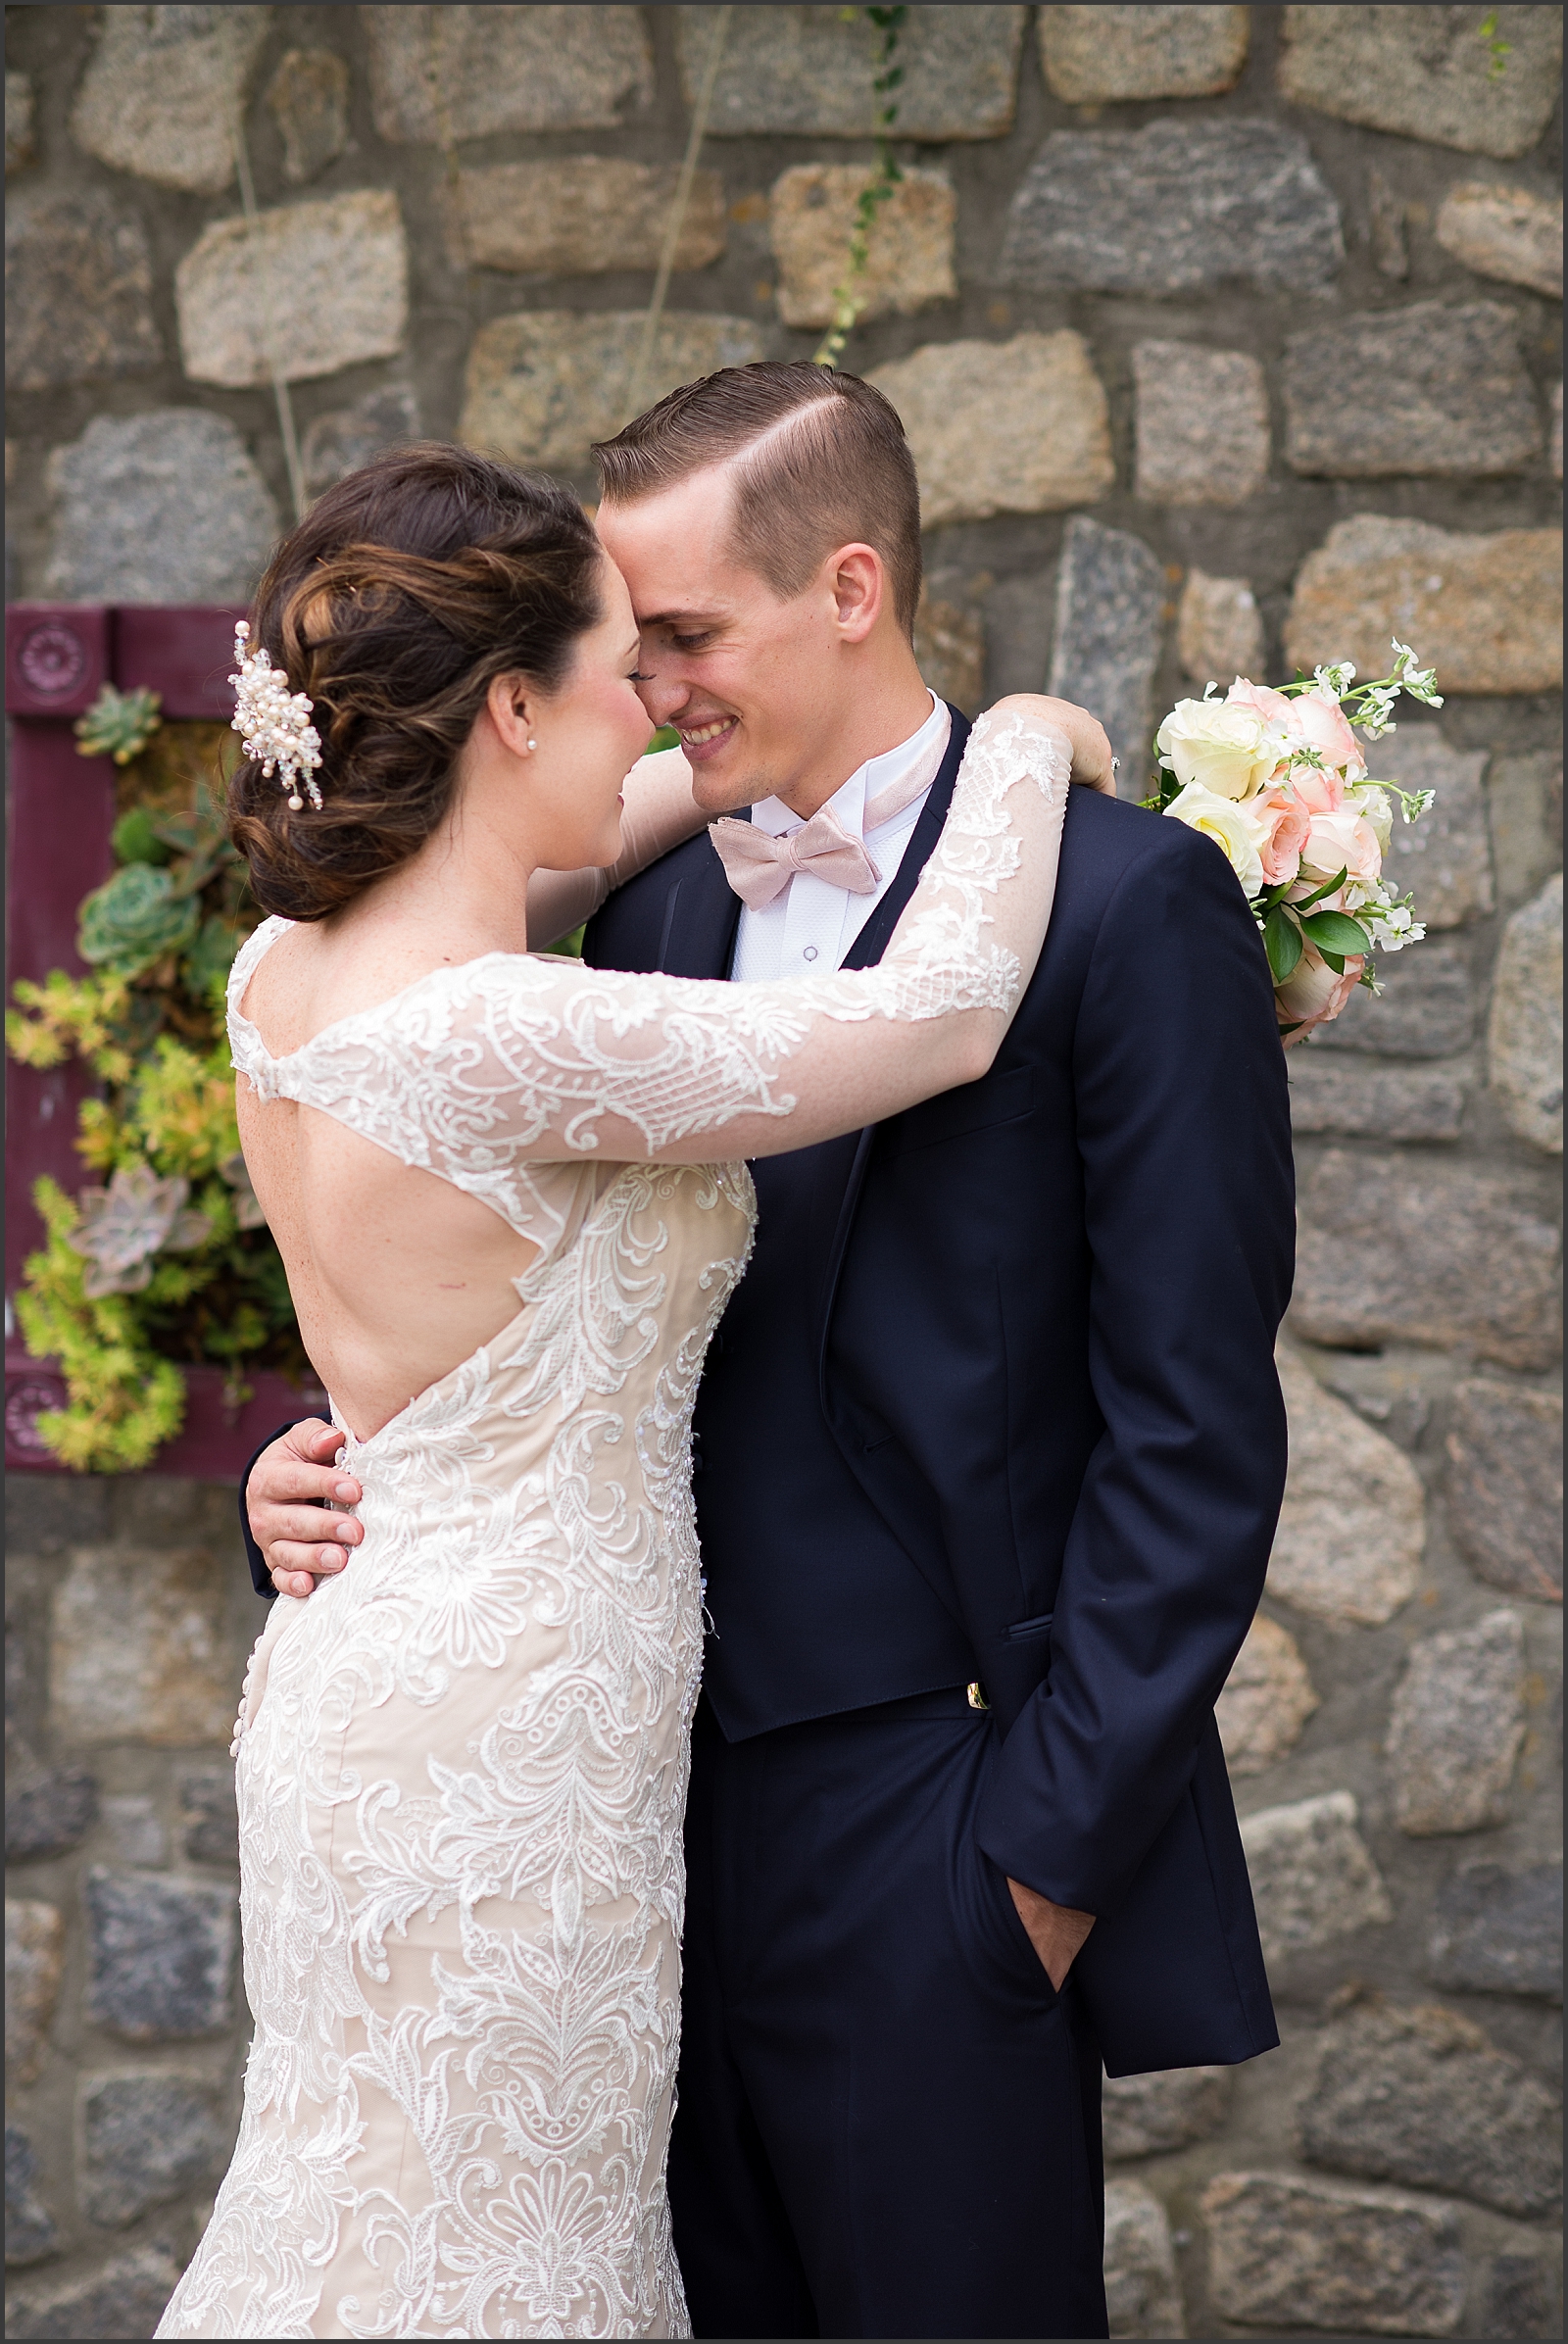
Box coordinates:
[527,738,538,752]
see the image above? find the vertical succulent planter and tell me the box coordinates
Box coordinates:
[4,603,325,1476]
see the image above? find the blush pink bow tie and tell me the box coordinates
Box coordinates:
[710,806,882,909]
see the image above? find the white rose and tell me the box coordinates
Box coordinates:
[1155,699,1280,801]
[1165,781,1269,898]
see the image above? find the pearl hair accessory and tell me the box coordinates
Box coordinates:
[230,621,323,810]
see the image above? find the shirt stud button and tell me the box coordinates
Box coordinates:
[803,945,819,962]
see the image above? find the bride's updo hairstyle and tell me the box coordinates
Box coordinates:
[229,443,603,920]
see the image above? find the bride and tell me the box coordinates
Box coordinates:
[156,443,1100,2341]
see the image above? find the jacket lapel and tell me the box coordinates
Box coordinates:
[817,706,972,1370]
[840,706,970,973]
[658,834,745,979]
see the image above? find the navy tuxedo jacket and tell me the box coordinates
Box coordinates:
[581,708,1295,2075]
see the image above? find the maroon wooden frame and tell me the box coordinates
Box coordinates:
[5,603,326,1478]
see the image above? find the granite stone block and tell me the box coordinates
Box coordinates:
[459,160,724,278]
[1239,1791,1393,1968]
[1268,1347,1425,1628]
[6,1765,98,1865]
[1299,1996,1562,2216]
[1038,5,1248,104]
[1102,2066,1232,2161]
[1444,1380,1563,1602]
[301,384,420,500]
[178,1770,239,1869]
[771,166,955,329]
[1436,182,1563,297]
[677,6,1026,141]
[1387,1609,1527,1836]
[4,2246,184,2341]
[1488,873,1563,1153]
[1176,569,1264,686]
[51,1545,240,1749]
[1308,939,1476,1057]
[79,2071,228,2227]
[5,1900,64,2087]
[1201,2169,1465,2336]
[1278,5,1563,161]
[176,190,409,390]
[1286,516,1563,697]
[462,312,766,474]
[1427,1861,1563,1999]
[1287,1054,1468,1142]
[1293,1149,1561,1370]
[5,191,161,394]
[1002,121,1343,295]
[5,2125,57,2269]
[5,70,35,174]
[1217,1613,1320,1776]
[1284,302,1540,479]
[44,411,280,607]
[1133,342,1269,507]
[83,1869,237,2043]
[364,6,652,143]
[1374,728,1494,932]
[1102,2179,1186,2338]
[70,4,270,194]
[870,334,1112,530]
[1045,518,1164,795]
[267,48,351,187]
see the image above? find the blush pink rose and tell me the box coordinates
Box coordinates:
[1254,786,1312,886]
[1291,687,1365,779]
[1300,808,1382,902]
[1275,941,1365,1045]
[1226,679,1294,728]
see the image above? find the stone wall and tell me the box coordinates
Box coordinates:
[4,8,1562,2338]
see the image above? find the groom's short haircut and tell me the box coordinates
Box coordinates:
[593,361,923,637]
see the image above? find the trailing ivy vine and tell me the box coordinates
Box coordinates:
[813,5,908,369]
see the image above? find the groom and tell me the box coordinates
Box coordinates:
[239,363,1294,2339]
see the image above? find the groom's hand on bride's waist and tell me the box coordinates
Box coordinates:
[1007,1878,1097,1990]
[247,1422,364,1600]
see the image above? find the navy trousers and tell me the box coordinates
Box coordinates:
[668,1692,1109,2340]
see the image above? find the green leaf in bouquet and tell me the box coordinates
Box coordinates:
[1299,909,1373,957]
[1263,903,1304,983]
[77,864,201,975]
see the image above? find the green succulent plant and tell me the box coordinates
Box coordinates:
[77,863,200,975]
[109,806,172,867]
[74,683,164,766]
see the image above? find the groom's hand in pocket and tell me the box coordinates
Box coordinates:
[247,1421,364,1599]
[1007,1879,1097,1990]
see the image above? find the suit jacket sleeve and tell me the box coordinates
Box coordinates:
[976,823,1295,1915]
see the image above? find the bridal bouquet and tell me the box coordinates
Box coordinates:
[1149,642,1442,1043]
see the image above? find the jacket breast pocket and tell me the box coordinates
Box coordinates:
[1005,1610,1054,1646]
[888,1064,1034,1155]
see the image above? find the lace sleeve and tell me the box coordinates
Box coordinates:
[263,707,1069,1187]
[523,746,705,950]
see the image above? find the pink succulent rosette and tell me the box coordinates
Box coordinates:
[1150,642,1443,1046]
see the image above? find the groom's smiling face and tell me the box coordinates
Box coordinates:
[597,463,888,820]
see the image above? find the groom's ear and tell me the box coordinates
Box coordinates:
[826,544,886,644]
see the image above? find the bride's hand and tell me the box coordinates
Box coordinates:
[987,695,1117,797]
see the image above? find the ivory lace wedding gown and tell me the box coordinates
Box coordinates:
[155,709,1070,2341]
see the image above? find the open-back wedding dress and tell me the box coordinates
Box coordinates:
[155,708,1070,2341]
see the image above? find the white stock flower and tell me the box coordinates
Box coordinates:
[1348,782,1394,855]
[1155,698,1282,802]
[1164,781,1269,898]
